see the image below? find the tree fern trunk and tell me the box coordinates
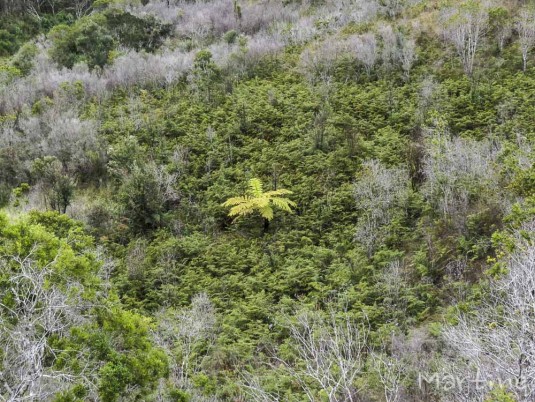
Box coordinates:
[263,218,270,233]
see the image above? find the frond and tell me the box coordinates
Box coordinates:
[259,206,274,221]
[228,201,257,217]
[255,196,270,208]
[247,178,264,198]
[270,197,296,212]
[222,196,250,207]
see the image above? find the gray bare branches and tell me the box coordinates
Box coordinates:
[0,251,95,401]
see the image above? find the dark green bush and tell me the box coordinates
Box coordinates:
[49,17,115,69]
[49,10,172,69]
[116,165,174,234]
[103,8,172,52]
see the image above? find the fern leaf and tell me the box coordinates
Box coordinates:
[222,196,250,207]
[256,196,270,208]
[271,197,296,212]
[248,178,264,198]
[228,199,256,216]
[223,178,295,225]
[259,206,274,221]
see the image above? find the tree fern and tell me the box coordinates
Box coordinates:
[222,178,296,231]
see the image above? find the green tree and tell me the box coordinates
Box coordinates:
[192,50,223,104]
[32,156,76,214]
[117,164,179,234]
[102,8,171,52]
[49,18,115,69]
[10,42,38,75]
[222,178,296,232]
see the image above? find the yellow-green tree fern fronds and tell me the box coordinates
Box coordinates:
[222,178,296,231]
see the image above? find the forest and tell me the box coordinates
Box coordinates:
[1,0,535,400]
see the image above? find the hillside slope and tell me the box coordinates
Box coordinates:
[1,0,535,400]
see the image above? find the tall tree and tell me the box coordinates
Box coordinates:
[243,306,368,402]
[441,221,535,400]
[441,0,489,77]
[516,6,535,72]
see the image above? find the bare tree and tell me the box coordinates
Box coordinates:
[417,77,440,122]
[125,239,148,280]
[2,0,63,18]
[377,25,417,78]
[379,24,398,71]
[24,0,46,19]
[516,6,535,72]
[351,33,378,76]
[441,1,489,77]
[421,131,502,229]
[399,35,417,80]
[243,304,431,402]
[370,335,409,402]
[13,97,101,179]
[241,374,280,402]
[300,31,383,82]
[71,0,93,19]
[299,38,347,84]
[440,221,535,401]
[489,6,511,53]
[149,163,180,205]
[0,249,95,401]
[354,160,410,255]
[379,0,406,19]
[380,259,411,320]
[271,306,368,402]
[153,293,217,388]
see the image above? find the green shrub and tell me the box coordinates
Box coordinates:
[223,30,239,44]
[49,10,171,69]
[0,212,167,400]
[32,156,76,214]
[116,164,177,234]
[49,18,116,69]
[103,8,172,52]
[0,183,11,207]
[10,42,38,75]
[0,29,20,56]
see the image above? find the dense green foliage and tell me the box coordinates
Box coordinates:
[0,13,73,56]
[0,211,167,400]
[49,8,171,69]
